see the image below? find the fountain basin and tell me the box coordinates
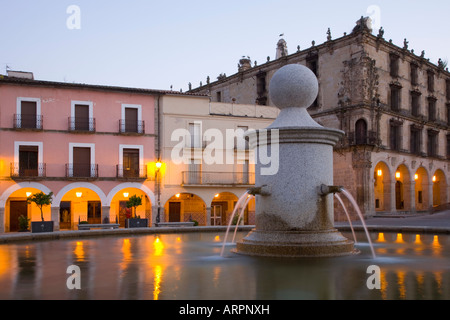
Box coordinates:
[235,228,358,258]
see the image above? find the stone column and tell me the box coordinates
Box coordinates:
[428,182,434,212]
[352,149,373,217]
[0,207,5,233]
[101,206,110,223]
[206,207,212,226]
[409,180,416,214]
[51,207,60,231]
[390,180,397,214]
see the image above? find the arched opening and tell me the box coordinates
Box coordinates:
[355,118,368,145]
[164,193,206,225]
[374,162,391,212]
[59,187,102,229]
[394,165,411,211]
[6,187,52,232]
[414,167,429,212]
[432,169,447,208]
[109,188,151,227]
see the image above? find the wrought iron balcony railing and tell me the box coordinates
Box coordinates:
[68,117,96,132]
[116,165,147,179]
[119,120,145,134]
[10,163,46,179]
[65,164,99,178]
[13,114,43,130]
[348,131,378,146]
[182,171,255,186]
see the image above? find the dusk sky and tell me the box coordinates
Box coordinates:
[1,0,449,92]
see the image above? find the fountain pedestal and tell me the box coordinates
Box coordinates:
[235,64,357,258]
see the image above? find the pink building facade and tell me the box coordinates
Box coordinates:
[0,75,169,232]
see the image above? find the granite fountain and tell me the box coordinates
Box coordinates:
[235,63,357,258]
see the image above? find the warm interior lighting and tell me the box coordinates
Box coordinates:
[214,194,219,198]
[123,192,129,198]
[395,171,401,179]
[175,193,180,198]
[76,192,82,198]
[432,175,437,182]
[26,192,32,197]
[377,169,382,177]
[155,161,162,169]
[414,174,419,180]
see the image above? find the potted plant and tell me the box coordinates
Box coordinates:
[125,194,148,228]
[28,192,54,233]
[18,215,30,232]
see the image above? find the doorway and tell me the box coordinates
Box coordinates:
[395,181,404,210]
[10,201,28,232]
[168,202,181,222]
[87,201,101,224]
[211,205,222,226]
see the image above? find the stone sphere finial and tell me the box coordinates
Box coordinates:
[269,64,318,110]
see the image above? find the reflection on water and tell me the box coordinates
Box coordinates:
[0,231,449,300]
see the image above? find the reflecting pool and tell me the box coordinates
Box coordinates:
[0,231,449,300]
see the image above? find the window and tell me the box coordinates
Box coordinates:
[120,104,144,134]
[446,80,450,101]
[216,91,222,102]
[428,97,437,121]
[355,119,368,145]
[188,122,202,148]
[390,84,402,111]
[390,120,402,151]
[447,103,450,126]
[410,63,419,86]
[447,134,450,159]
[410,126,422,155]
[427,71,435,92]
[390,54,400,77]
[13,141,44,178]
[118,145,145,178]
[306,57,319,108]
[70,100,94,132]
[411,91,421,117]
[68,143,97,178]
[256,72,267,106]
[15,97,42,129]
[427,129,438,157]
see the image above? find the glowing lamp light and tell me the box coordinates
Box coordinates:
[155,161,162,169]
[377,169,382,177]
[414,174,419,181]
[123,192,129,198]
[26,192,32,197]
[76,192,83,198]
[432,175,437,182]
[175,193,181,198]
[395,171,401,179]
[214,194,220,198]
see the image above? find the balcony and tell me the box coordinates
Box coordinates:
[182,171,255,186]
[13,114,43,130]
[68,117,96,132]
[65,164,99,179]
[119,120,145,134]
[348,131,378,146]
[116,165,147,180]
[10,163,46,180]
